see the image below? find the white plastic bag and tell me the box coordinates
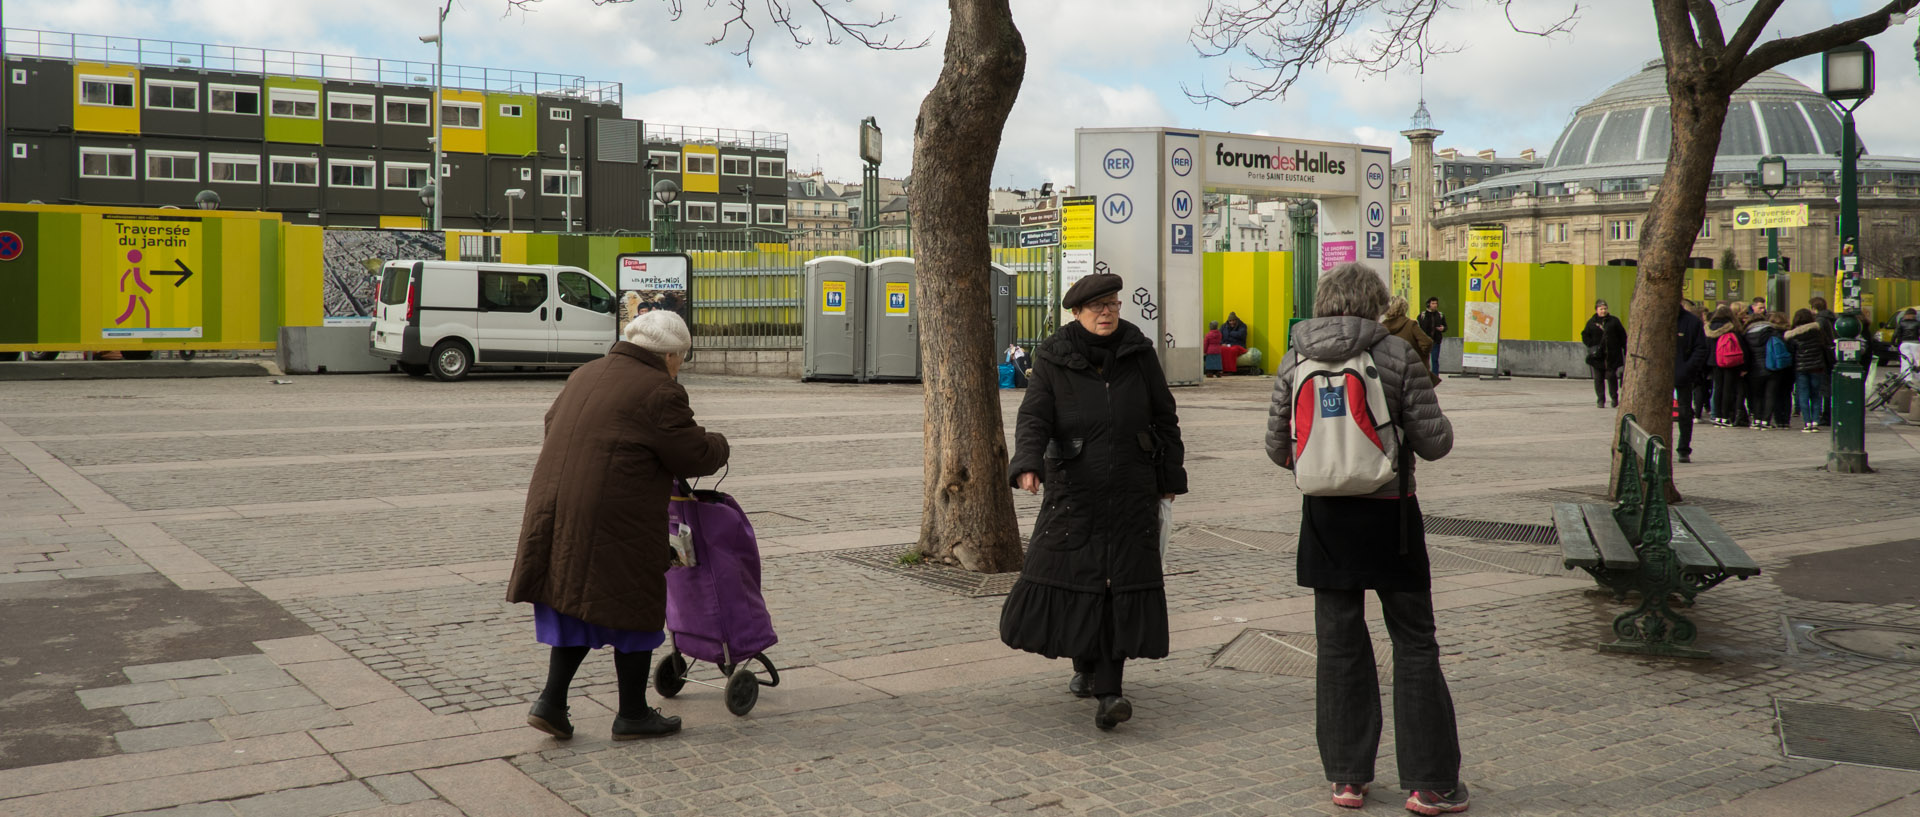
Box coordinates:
[1158,498,1173,561]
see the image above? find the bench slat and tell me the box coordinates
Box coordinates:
[1665,514,1722,573]
[1580,503,1640,570]
[1554,503,1601,568]
[1673,505,1762,577]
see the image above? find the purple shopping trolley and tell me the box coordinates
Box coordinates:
[656,479,780,716]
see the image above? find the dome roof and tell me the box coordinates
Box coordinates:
[1544,59,1857,169]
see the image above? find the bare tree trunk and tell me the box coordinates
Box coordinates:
[1614,50,1732,501]
[909,0,1026,571]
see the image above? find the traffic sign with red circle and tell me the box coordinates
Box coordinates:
[0,231,22,262]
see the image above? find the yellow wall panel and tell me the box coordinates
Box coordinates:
[74,63,140,134]
[1502,263,1532,341]
[438,90,488,154]
[502,233,529,264]
[378,216,424,230]
[682,145,720,194]
[224,223,262,345]
[281,225,324,328]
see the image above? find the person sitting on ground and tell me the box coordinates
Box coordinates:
[1223,312,1250,351]
[1206,319,1248,376]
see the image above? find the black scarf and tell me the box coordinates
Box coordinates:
[1064,321,1121,376]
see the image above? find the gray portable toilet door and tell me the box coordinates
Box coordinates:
[989,264,1018,354]
[867,258,919,381]
[803,256,864,380]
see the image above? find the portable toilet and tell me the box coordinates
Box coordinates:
[988,263,1020,354]
[802,256,865,381]
[865,257,920,382]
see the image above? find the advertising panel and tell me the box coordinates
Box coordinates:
[614,252,692,337]
[1462,225,1505,371]
[1201,134,1360,196]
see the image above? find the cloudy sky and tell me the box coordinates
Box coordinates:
[14,0,1920,187]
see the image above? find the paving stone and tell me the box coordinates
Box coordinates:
[211,705,352,740]
[76,680,183,710]
[125,659,231,683]
[221,685,328,715]
[365,773,440,806]
[122,696,233,727]
[228,780,383,817]
[172,669,298,697]
[116,804,239,817]
[115,721,226,753]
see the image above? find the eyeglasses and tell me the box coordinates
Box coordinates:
[1084,299,1122,314]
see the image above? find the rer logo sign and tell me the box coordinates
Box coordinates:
[1319,384,1348,418]
[1366,201,1384,227]
[1367,162,1385,189]
[1171,190,1193,220]
[1103,148,1134,179]
[1170,147,1193,177]
[1102,193,1133,224]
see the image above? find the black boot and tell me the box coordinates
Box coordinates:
[1068,673,1092,698]
[526,699,573,739]
[612,707,682,740]
[1094,695,1132,730]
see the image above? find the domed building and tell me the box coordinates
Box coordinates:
[1397,59,1920,279]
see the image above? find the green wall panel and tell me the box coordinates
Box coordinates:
[0,212,41,342]
[200,218,224,342]
[1530,264,1574,342]
[485,93,538,156]
[38,214,82,343]
[263,77,325,145]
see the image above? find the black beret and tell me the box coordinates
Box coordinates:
[1063,273,1123,310]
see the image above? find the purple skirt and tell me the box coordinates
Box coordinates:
[532,603,666,652]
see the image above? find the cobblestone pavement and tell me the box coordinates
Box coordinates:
[3,370,1920,816]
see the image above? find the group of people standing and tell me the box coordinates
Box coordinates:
[1698,296,1836,432]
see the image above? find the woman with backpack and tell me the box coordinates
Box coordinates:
[1002,272,1187,732]
[1786,309,1832,432]
[1706,307,1747,427]
[1263,263,1465,815]
[1581,300,1628,408]
[1743,311,1793,429]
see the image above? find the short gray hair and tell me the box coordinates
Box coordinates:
[1315,263,1389,319]
[623,309,691,358]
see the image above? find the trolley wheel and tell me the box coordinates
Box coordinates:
[654,652,688,699]
[724,667,759,716]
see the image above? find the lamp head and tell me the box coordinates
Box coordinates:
[1821,42,1875,102]
[1039,182,1053,198]
[194,190,220,210]
[505,188,526,200]
[418,182,436,207]
[652,178,680,205]
[419,34,440,44]
[1758,155,1787,192]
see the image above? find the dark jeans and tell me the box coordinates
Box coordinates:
[1751,371,1791,426]
[1315,588,1461,791]
[1690,380,1711,418]
[1591,365,1620,404]
[1071,656,1125,697]
[1711,368,1745,423]
[1795,371,1830,426]
[1673,388,1693,456]
[1429,344,1442,377]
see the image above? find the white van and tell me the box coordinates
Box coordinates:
[369,260,618,381]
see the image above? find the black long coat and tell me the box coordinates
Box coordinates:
[1582,314,1628,370]
[999,320,1186,660]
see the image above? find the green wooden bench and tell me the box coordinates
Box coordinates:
[1551,414,1761,658]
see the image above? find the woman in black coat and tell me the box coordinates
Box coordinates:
[1002,273,1187,731]
[1581,300,1628,408]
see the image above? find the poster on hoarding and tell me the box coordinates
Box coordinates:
[1462,225,1504,371]
[612,253,692,339]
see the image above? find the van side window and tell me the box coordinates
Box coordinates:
[378,268,409,305]
[557,271,615,314]
[479,271,547,312]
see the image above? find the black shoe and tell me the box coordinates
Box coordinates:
[612,707,682,740]
[1677,452,1691,464]
[527,699,573,739]
[1094,695,1132,731]
[1611,400,1619,408]
[1068,673,1092,698]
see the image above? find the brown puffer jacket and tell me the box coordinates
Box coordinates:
[506,342,730,631]
[1264,317,1454,499]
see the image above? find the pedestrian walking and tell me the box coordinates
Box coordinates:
[1707,307,1747,427]
[1381,296,1437,384]
[1002,272,1187,732]
[1263,263,1465,814]
[1743,311,1792,428]
[1674,302,1709,463]
[1684,300,1712,419]
[506,310,731,742]
[1581,300,1628,408]
[1785,309,1832,432]
[1417,297,1447,376]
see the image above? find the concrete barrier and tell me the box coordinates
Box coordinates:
[1438,338,1593,379]
[277,326,393,375]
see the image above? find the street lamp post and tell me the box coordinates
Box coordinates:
[194,190,220,211]
[420,1,449,232]
[652,179,680,252]
[736,183,755,250]
[1822,41,1875,474]
[1757,155,1787,315]
[859,117,882,262]
[418,182,436,227]
[505,188,525,233]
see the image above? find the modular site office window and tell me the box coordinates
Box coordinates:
[80,75,134,107]
[210,84,260,115]
[145,79,198,111]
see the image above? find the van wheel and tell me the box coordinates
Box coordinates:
[398,362,429,378]
[430,342,472,382]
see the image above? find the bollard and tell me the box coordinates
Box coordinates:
[1827,312,1872,473]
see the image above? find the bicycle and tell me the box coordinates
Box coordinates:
[1864,355,1920,411]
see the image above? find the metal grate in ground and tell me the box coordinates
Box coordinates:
[827,544,1021,597]
[1210,628,1394,685]
[1776,699,1920,771]
[1428,544,1565,577]
[1421,516,1560,545]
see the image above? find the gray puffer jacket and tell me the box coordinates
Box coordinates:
[1265,317,1454,498]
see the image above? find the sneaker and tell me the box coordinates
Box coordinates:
[611,707,682,740]
[1406,785,1470,815]
[1803,424,1817,433]
[1332,783,1370,809]
[1677,452,1691,464]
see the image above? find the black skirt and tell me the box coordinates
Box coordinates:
[999,578,1169,660]
[1297,495,1431,591]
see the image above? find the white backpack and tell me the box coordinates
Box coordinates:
[1288,342,1403,496]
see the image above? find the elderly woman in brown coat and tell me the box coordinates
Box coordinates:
[507,309,729,741]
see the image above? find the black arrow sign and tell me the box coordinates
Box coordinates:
[1469,257,1486,273]
[153,259,194,287]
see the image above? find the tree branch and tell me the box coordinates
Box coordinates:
[1183,0,1579,106]
[1685,0,1725,50]
[1736,0,1920,86]
[504,0,930,65]
[1722,0,1786,61]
